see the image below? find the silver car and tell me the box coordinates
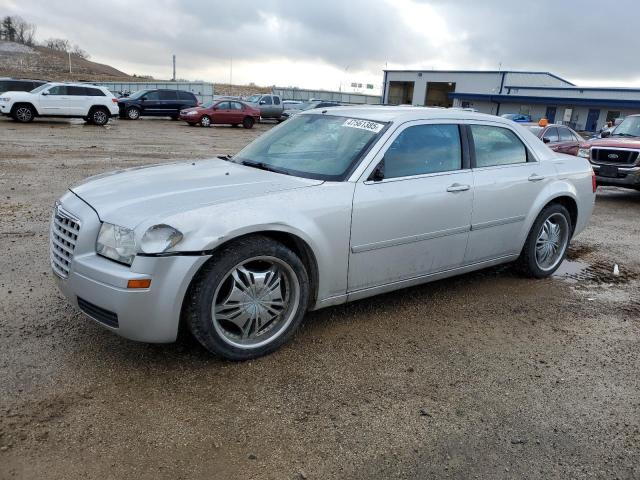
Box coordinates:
[51,107,595,360]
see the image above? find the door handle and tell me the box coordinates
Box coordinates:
[528,174,545,182]
[446,183,470,192]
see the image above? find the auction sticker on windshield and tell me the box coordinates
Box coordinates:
[342,118,384,133]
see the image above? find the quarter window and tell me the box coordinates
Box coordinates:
[558,128,575,142]
[471,125,527,167]
[383,124,462,179]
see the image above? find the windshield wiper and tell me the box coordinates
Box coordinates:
[612,132,634,137]
[240,160,289,175]
[217,154,233,161]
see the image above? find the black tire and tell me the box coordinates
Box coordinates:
[242,117,255,129]
[516,203,572,278]
[89,107,110,126]
[185,235,310,360]
[170,115,179,120]
[126,106,140,120]
[12,104,35,123]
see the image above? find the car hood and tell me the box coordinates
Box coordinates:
[180,106,203,113]
[71,159,323,228]
[2,90,32,98]
[585,137,640,148]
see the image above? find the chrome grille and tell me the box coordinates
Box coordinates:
[50,205,81,278]
[591,148,639,165]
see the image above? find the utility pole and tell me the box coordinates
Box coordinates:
[68,50,72,74]
[172,54,176,81]
[229,57,233,96]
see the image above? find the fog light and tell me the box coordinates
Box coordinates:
[127,279,151,289]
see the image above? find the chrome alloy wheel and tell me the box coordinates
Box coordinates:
[93,110,107,125]
[212,256,300,349]
[535,212,569,271]
[16,107,33,122]
[200,115,211,127]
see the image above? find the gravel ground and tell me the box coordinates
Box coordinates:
[0,116,639,479]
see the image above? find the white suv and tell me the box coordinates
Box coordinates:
[0,82,119,125]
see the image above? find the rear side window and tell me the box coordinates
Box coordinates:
[84,87,105,97]
[471,125,527,167]
[384,124,462,179]
[159,90,177,100]
[177,91,194,101]
[261,96,272,105]
[558,128,574,142]
[67,86,87,96]
[543,127,559,142]
[230,102,243,110]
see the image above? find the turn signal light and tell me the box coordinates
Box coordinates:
[127,279,151,289]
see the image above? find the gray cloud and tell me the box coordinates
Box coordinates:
[3,0,639,85]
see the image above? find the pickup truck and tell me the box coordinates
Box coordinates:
[244,93,283,120]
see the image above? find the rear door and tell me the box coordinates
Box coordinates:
[66,86,91,115]
[349,121,473,291]
[465,123,556,263]
[159,90,178,116]
[229,101,245,123]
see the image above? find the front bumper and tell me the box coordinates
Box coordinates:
[52,192,210,343]
[0,103,10,115]
[592,164,640,189]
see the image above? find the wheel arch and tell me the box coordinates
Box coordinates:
[11,102,38,116]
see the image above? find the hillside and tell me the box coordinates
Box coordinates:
[0,40,133,81]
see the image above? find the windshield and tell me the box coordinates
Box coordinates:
[127,89,149,99]
[245,95,261,103]
[234,114,387,180]
[30,83,51,94]
[612,116,640,137]
[527,126,543,137]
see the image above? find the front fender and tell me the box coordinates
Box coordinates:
[160,182,356,304]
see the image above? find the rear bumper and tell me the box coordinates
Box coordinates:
[592,164,640,188]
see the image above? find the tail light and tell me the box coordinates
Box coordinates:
[112,98,118,103]
[592,169,597,192]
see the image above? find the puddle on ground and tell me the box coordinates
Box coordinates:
[553,260,589,283]
[553,258,638,285]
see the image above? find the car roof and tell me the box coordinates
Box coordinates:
[301,105,519,125]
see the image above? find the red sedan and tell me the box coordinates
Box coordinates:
[524,122,584,156]
[179,100,260,128]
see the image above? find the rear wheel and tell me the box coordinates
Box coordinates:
[185,235,310,360]
[12,104,35,123]
[126,107,140,120]
[90,107,110,126]
[200,115,211,127]
[242,116,255,129]
[517,203,572,278]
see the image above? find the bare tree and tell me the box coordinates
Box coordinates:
[71,44,89,59]
[44,37,71,52]
[13,16,36,45]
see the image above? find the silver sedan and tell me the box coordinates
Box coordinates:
[51,107,596,360]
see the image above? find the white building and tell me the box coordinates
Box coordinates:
[382,70,640,132]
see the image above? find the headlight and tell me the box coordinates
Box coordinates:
[140,224,183,253]
[186,111,198,115]
[96,223,137,265]
[578,148,590,159]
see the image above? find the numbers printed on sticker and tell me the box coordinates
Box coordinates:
[343,118,384,133]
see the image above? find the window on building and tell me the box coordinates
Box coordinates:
[383,124,462,178]
[424,82,455,108]
[471,125,527,167]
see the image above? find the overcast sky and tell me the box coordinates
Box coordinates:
[3,0,640,93]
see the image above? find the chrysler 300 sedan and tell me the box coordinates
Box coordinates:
[51,107,596,360]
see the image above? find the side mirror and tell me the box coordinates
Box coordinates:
[369,161,385,182]
[601,130,611,138]
[41,91,49,96]
[542,137,551,144]
[259,100,266,105]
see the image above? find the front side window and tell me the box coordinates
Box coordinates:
[383,124,462,179]
[471,125,527,167]
[543,127,559,142]
[144,91,160,100]
[558,128,574,142]
[47,86,68,95]
[234,114,386,180]
[216,101,230,110]
[261,96,273,105]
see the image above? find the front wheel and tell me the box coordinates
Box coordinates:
[12,105,35,123]
[185,235,310,360]
[126,107,140,120]
[200,115,211,127]
[517,203,572,278]
[242,116,255,129]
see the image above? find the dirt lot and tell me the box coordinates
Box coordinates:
[0,116,639,479]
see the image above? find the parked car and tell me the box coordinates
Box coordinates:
[0,77,47,94]
[578,114,640,189]
[281,100,342,120]
[244,93,283,120]
[0,82,119,125]
[51,107,595,360]
[501,113,532,123]
[524,123,583,156]
[118,89,198,120]
[179,100,260,128]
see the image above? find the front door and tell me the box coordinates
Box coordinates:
[545,106,556,123]
[212,101,233,124]
[348,122,473,291]
[38,85,73,115]
[464,123,556,263]
[140,90,162,116]
[586,109,600,132]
